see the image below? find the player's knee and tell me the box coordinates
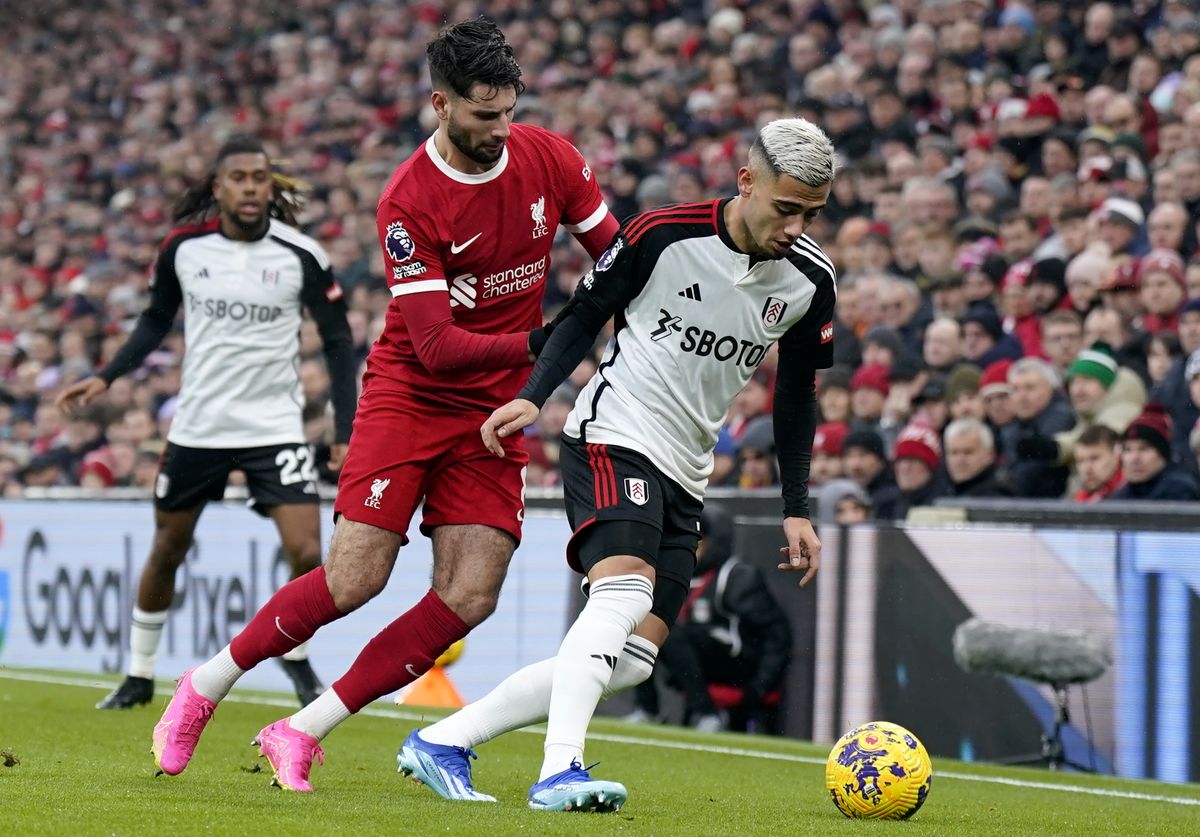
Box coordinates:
[285,538,322,574]
[149,529,193,567]
[435,582,500,627]
[328,581,379,613]
[324,563,389,612]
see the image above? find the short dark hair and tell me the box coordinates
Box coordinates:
[1078,424,1120,448]
[215,134,268,168]
[1000,209,1037,231]
[427,17,526,100]
[1058,205,1091,224]
[1041,309,1083,332]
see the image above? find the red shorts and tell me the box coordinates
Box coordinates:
[334,385,529,544]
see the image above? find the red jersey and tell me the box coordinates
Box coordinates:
[369,123,615,411]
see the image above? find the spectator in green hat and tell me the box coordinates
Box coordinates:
[1051,342,1148,495]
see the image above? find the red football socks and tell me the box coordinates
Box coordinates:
[229,566,343,670]
[331,589,469,713]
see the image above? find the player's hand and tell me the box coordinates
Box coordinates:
[480,399,539,457]
[327,444,349,472]
[54,376,108,414]
[777,516,821,588]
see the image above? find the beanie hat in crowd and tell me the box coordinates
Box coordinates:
[979,359,1014,397]
[820,364,853,393]
[1138,248,1186,289]
[851,363,891,396]
[863,325,905,359]
[1123,402,1173,462]
[1002,259,1034,291]
[844,429,887,462]
[893,423,942,472]
[813,422,849,457]
[962,305,1004,341]
[79,448,116,487]
[1099,196,1145,229]
[1028,257,1067,294]
[1067,342,1119,389]
[945,363,982,404]
[738,414,775,455]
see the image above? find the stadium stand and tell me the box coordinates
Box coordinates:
[4,0,1200,513]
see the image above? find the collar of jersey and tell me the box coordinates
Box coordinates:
[424,135,509,185]
[715,196,785,268]
[713,198,743,254]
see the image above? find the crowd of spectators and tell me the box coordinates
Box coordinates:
[4,0,1200,514]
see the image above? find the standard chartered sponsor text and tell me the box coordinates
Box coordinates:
[482,256,546,299]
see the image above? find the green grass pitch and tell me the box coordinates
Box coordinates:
[1,668,1198,835]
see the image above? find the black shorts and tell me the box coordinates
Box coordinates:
[560,435,702,626]
[154,442,320,514]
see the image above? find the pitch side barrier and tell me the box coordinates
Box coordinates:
[933,496,1200,530]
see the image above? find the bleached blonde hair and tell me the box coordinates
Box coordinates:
[750,118,837,187]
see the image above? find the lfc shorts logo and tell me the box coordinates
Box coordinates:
[624,478,648,506]
[364,477,390,509]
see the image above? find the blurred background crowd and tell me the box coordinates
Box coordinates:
[4,0,1200,516]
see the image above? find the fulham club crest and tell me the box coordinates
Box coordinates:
[624,478,648,506]
[762,296,788,327]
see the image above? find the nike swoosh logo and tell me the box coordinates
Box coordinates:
[275,617,301,644]
[405,663,420,678]
[449,233,482,255]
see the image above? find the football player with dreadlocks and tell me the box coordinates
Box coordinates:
[57,134,357,711]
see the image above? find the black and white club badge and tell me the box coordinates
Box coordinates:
[624,477,648,506]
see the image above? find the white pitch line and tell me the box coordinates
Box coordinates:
[4,669,1199,807]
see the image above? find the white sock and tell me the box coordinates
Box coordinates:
[607,635,658,697]
[281,641,309,662]
[289,688,351,740]
[190,645,245,702]
[127,607,168,679]
[539,574,653,780]
[421,636,658,749]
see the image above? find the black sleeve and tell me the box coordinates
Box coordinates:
[98,244,182,385]
[772,282,835,519]
[300,260,357,445]
[518,233,648,407]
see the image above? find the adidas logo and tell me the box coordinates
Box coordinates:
[590,653,618,671]
[677,283,702,301]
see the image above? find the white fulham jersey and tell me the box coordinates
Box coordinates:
[136,218,344,448]
[560,200,836,498]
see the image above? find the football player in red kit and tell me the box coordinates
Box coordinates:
[151,17,619,792]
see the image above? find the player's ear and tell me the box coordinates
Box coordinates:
[431,90,450,121]
[737,166,754,199]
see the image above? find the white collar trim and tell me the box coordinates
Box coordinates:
[424,134,508,184]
